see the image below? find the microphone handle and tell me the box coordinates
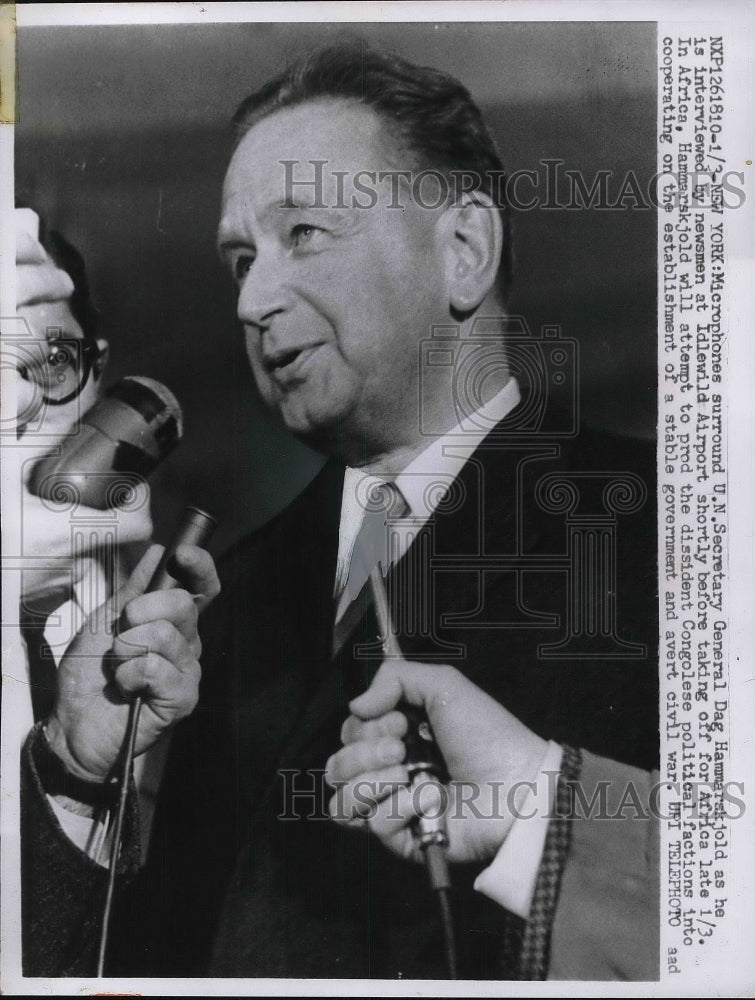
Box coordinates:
[400,703,450,785]
[367,568,450,846]
[366,565,455,976]
[147,506,218,591]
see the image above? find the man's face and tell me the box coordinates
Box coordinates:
[15,297,113,611]
[218,100,451,461]
[16,298,102,438]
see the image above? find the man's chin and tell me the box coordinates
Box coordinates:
[275,385,367,456]
[279,402,345,454]
[287,422,338,458]
[288,425,379,470]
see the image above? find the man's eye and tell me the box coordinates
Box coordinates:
[233,255,255,282]
[47,342,75,368]
[290,224,319,247]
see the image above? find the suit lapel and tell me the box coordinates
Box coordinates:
[393,436,554,659]
[272,420,566,768]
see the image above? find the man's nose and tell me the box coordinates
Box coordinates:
[236,254,289,332]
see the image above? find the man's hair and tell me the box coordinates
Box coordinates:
[16,198,100,341]
[231,41,512,303]
[44,229,100,342]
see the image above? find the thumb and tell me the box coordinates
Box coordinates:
[112,543,165,612]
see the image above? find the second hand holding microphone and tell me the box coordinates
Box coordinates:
[97,505,218,976]
[24,364,219,973]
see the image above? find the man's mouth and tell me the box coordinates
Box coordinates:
[264,344,323,381]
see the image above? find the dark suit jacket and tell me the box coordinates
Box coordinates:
[22,414,659,980]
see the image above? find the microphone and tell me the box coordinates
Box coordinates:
[399,705,450,857]
[367,568,452,873]
[367,566,456,977]
[97,505,218,976]
[28,376,183,509]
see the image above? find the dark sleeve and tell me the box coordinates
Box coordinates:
[19,534,250,980]
[21,724,141,978]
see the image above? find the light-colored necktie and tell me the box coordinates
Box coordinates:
[333,478,407,654]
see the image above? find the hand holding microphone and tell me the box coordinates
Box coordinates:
[326,660,548,868]
[44,530,220,783]
[326,663,548,980]
[20,302,220,777]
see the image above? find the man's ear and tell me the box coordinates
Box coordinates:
[93,338,109,381]
[442,192,503,315]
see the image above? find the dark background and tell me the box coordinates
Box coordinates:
[16,21,657,553]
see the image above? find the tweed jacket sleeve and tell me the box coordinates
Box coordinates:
[20,723,142,978]
[520,748,660,981]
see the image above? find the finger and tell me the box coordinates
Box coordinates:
[325,736,405,785]
[113,545,166,612]
[112,651,199,718]
[120,589,199,653]
[102,482,153,548]
[347,662,404,720]
[16,210,46,262]
[16,233,48,265]
[165,545,220,613]
[348,661,464,720]
[17,260,75,306]
[366,780,446,842]
[327,765,410,824]
[112,619,196,677]
[340,710,408,745]
[82,544,164,637]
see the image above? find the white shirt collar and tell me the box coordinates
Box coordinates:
[395,377,521,518]
[335,379,521,593]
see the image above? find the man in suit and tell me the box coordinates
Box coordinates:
[22,42,658,980]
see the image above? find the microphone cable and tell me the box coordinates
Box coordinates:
[96,506,217,977]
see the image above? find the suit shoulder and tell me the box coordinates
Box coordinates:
[214,459,342,585]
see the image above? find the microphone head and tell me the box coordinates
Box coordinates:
[28,376,184,509]
[102,376,184,460]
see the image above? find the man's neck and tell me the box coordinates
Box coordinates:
[353,373,514,477]
[359,438,439,478]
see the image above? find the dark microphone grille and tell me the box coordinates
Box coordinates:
[117,376,183,433]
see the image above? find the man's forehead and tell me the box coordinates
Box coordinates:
[222,98,399,200]
[23,298,84,341]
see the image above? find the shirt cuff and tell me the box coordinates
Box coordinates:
[47,795,110,867]
[473,740,563,918]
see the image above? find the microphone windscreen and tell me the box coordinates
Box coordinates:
[96,376,183,457]
[112,376,183,430]
[28,376,184,509]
